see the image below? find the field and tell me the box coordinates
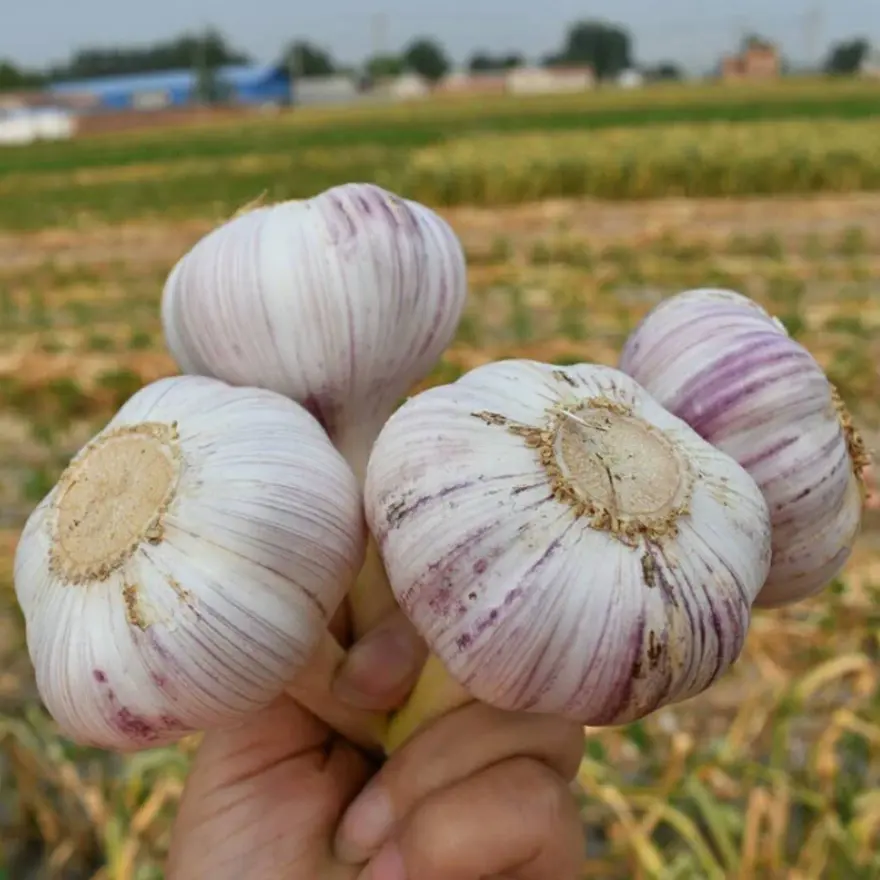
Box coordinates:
[2,79,880,878]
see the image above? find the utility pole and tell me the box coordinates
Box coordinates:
[803,3,823,71]
[287,39,304,106]
[194,25,208,106]
[371,12,389,59]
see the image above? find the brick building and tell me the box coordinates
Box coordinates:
[721,41,781,81]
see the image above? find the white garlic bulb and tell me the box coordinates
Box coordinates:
[364,360,772,736]
[160,181,468,482]
[14,375,367,751]
[618,287,867,608]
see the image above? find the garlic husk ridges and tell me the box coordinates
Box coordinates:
[14,375,365,751]
[618,287,868,609]
[160,181,468,480]
[365,360,772,727]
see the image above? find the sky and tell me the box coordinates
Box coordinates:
[4,0,878,75]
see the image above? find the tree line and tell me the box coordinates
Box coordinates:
[0,21,874,93]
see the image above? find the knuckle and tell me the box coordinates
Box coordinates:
[400,797,466,872]
[507,757,571,825]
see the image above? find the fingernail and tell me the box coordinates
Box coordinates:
[355,842,407,880]
[335,784,395,864]
[333,626,419,709]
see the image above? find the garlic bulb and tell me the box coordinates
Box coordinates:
[364,360,772,745]
[161,182,467,636]
[618,287,868,608]
[14,375,369,751]
[160,182,467,481]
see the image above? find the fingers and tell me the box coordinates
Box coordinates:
[167,695,370,878]
[356,758,584,880]
[333,608,428,711]
[335,701,584,864]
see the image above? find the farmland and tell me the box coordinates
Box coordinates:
[2,79,880,878]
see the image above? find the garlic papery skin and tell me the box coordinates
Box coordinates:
[618,287,868,609]
[364,360,772,741]
[13,375,369,752]
[160,181,468,484]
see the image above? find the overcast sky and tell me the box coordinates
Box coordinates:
[5,0,878,74]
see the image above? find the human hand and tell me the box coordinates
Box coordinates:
[166,608,586,879]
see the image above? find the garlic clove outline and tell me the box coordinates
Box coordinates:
[364,359,773,748]
[13,375,379,752]
[160,182,469,638]
[618,287,868,608]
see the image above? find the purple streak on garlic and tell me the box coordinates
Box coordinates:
[160,182,467,480]
[364,360,771,727]
[618,287,868,608]
[14,376,365,751]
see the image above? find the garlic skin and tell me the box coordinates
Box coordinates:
[160,182,468,480]
[364,360,772,727]
[618,287,867,608]
[14,375,365,751]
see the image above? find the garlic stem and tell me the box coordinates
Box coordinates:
[332,421,399,640]
[349,536,399,643]
[382,653,470,753]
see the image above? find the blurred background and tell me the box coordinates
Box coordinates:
[2,1,880,877]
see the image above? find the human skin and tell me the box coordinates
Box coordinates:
[166,609,587,879]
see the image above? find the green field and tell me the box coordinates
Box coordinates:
[1,77,879,230]
[2,79,880,878]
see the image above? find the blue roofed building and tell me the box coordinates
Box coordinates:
[47,64,292,111]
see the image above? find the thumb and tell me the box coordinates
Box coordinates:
[332,609,428,712]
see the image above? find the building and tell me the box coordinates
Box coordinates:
[292,74,361,106]
[372,73,431,101]
[0,106,77,146]
[435,71,508,95]
[721,41,781,81]
[616,68,645,89]
[505,65,594,95]
[860,49,880,78]
[47,64,291,111]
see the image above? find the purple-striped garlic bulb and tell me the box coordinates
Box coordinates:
[161,182,467,482]
[364,360,772,743]
[619,288,868,609]
[13,376,373,752]
[160,182,468,636]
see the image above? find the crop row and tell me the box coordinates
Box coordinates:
[390,118,880,205]
[1,77,877,180]
[5,117,880,231]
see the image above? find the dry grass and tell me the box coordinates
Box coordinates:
[1,193,879,878]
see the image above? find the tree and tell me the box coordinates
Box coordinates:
[740,33,775,52]
[0,60,44,91]
[365,53,403,80]
[283,41,336,78]
[402,38,450,82]
[824,38,870,75]
[48,29,250,80]
[644,61,682,82]
[468,51,523,73]
[544,20,633,81]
